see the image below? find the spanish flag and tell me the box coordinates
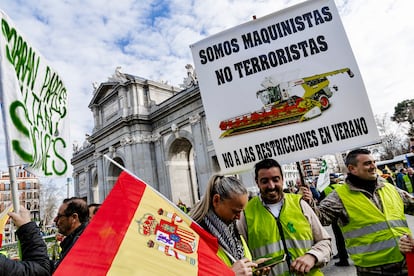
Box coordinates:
[54,171,234,275]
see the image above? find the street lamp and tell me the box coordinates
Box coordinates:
[66,177,72,198]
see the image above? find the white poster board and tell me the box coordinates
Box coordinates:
[191,0,380,174]
[0,11,70,177]
[316,160,330,192]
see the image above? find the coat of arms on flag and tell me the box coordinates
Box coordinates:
[138,208,197,263]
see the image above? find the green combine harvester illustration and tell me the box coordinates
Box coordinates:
[219,68,354,138]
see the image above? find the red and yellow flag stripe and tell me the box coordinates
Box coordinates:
[54,171,233,275]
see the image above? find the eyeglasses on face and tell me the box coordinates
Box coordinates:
[55,213,69,220]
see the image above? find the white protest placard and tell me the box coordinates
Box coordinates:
[191,0,380,174]
[0,11,70,177]
[316,160,330,192]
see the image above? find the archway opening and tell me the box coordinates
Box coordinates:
[168,138,198,207]
[91,173,99,203]
[107,157,124,194]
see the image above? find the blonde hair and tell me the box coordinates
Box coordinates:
[189,174,247,224]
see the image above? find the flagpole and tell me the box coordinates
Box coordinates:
[8,166,19,212]
[103,155,182,207]
[0,101,20,213]
[0,38,21,245]
[102,154,200,221]
[102,155,239,264]
[103,154,145,185]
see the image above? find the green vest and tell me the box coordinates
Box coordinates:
[244,194,322,276]
[217,235,252,267]
[323,183,341,196]
[403,174,413,193]
[335,183,410,267]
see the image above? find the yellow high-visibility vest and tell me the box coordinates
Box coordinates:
[336,183,410,267]
[244,194,322,276]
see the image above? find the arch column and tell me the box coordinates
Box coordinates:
[91,186,99,203]
[91,105,101,131]
[89,167,99,204]
[153,134,167,194]
[80,166,90,199]
[189,114,210,198]
[94,152,106,201]
[72,172,79,197]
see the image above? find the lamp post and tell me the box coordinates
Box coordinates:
[66,177,72,198]
[408,101,414,152]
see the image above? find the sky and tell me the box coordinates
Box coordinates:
[0,0,412,181]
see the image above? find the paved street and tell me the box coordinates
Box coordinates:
[320,215,414,275]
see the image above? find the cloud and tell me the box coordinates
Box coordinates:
[0,0,412,173]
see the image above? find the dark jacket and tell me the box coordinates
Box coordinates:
[396,172,407,191]
[53,223,87,272]
[0,221,50,276]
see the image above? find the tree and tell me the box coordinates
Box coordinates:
[39,179,65,231]
[374,113,409,160]
[391,99,414,138]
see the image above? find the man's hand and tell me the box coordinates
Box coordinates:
[399,233,414,253]
[232,257,257,276]
[290,253,316,274]
[8,206,31,228]
[300,187,314,204]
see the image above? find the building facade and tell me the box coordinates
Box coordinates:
[71,67,225,207]
[71,67,303,206]
[300,158,323,179]
[0,166,40,243]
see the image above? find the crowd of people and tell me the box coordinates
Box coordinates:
[1,148,414,275]
[194,149,414,276]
